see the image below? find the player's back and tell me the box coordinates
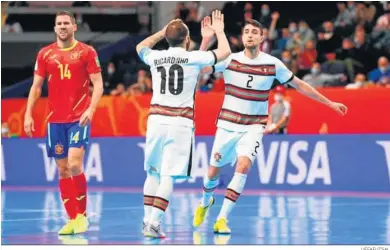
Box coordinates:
[139,47,217,128]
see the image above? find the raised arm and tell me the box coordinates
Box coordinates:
[207,10,231,63]
[136,19,180,54]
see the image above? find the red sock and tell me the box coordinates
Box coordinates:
[73,173,87,216]
[59,177,78,220]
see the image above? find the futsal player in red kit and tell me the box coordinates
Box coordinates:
[24,11,103,235]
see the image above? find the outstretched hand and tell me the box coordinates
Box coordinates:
[201,16,214,40]
[207,10,225,34]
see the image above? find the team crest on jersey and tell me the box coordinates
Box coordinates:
[214,152,222,162]
[70,51,82,60]
[55,143,64,155]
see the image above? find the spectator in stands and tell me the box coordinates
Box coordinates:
[2,1,27,33]
[104,62,122,94]
[297,21,315,48]
[175,2,189,20]
[337,38,359,60]
[321,52,349,87]
[368,57,390,84]
[298,40,318,71]
[276,28,291,52]
[110,83,126,96]
[303,62,347,88]
[244,2,254,13]
[186,1,204,22]
[345,73,367,89]
[288,21,298,34]
[336,38,364,80]
[363,1,377,24]
[354,29,369,49]
[317,21,342,56]
[184,3,201,47]
[127,69,152,96]
[355,2,376,28]
[266,85,291,135]
[347,1,357,18]
[375,3,390,30]
[281,50,298,75]
[75,13,90,32]
[286,32,301,52]
[259,4,272,28]
[260,28,273,53]
[268,12,279,43]
[335,2,354,28]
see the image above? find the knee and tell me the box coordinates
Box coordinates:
[207,166,220,180]
[236,157,252,174]
[68,158,83,176]
[58,163,71,179]
[160,176,174,192]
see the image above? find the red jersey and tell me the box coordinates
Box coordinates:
[34,41,101,123]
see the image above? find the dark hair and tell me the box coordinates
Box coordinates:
[55,11,76,24]
[165,20,189,47]
[243,19,264,35]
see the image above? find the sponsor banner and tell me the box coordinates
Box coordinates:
[2,88,390,137]
[2,134,390,192]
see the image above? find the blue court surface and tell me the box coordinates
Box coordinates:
[2,188,390,245]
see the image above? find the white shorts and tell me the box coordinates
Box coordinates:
[144,123,194,178]
[209,126,264,167]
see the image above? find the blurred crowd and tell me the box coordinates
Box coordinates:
[2,1,149,33]
[103,1,389,97]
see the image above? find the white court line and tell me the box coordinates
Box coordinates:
[2,206,144,214]
[2,217,64,222]
[3,201,388,215]
[2,213,98,222]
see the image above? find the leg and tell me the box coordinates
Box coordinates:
[217,156,251,220]
[143,124,165,229]
[215,127,264,234]
[147,175,174,235]
[67,122,90,234]
[143,170,160,225]
[201,166,221,207]
[145,125,193,238]
[46,123,77,235]
[194,128,238,228]
[68,147,86,215]
[57,158,78,221]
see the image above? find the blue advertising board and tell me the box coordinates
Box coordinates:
[2,135,390,192]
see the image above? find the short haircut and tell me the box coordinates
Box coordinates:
[243,19,264,35]
[55,11,76,24]
[165,20,188,47]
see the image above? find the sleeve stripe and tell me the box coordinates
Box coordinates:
[211,50,217,65]
[281,73,294,85]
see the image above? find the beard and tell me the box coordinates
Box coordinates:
[56,30,73,42]
[244,43,259,50]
